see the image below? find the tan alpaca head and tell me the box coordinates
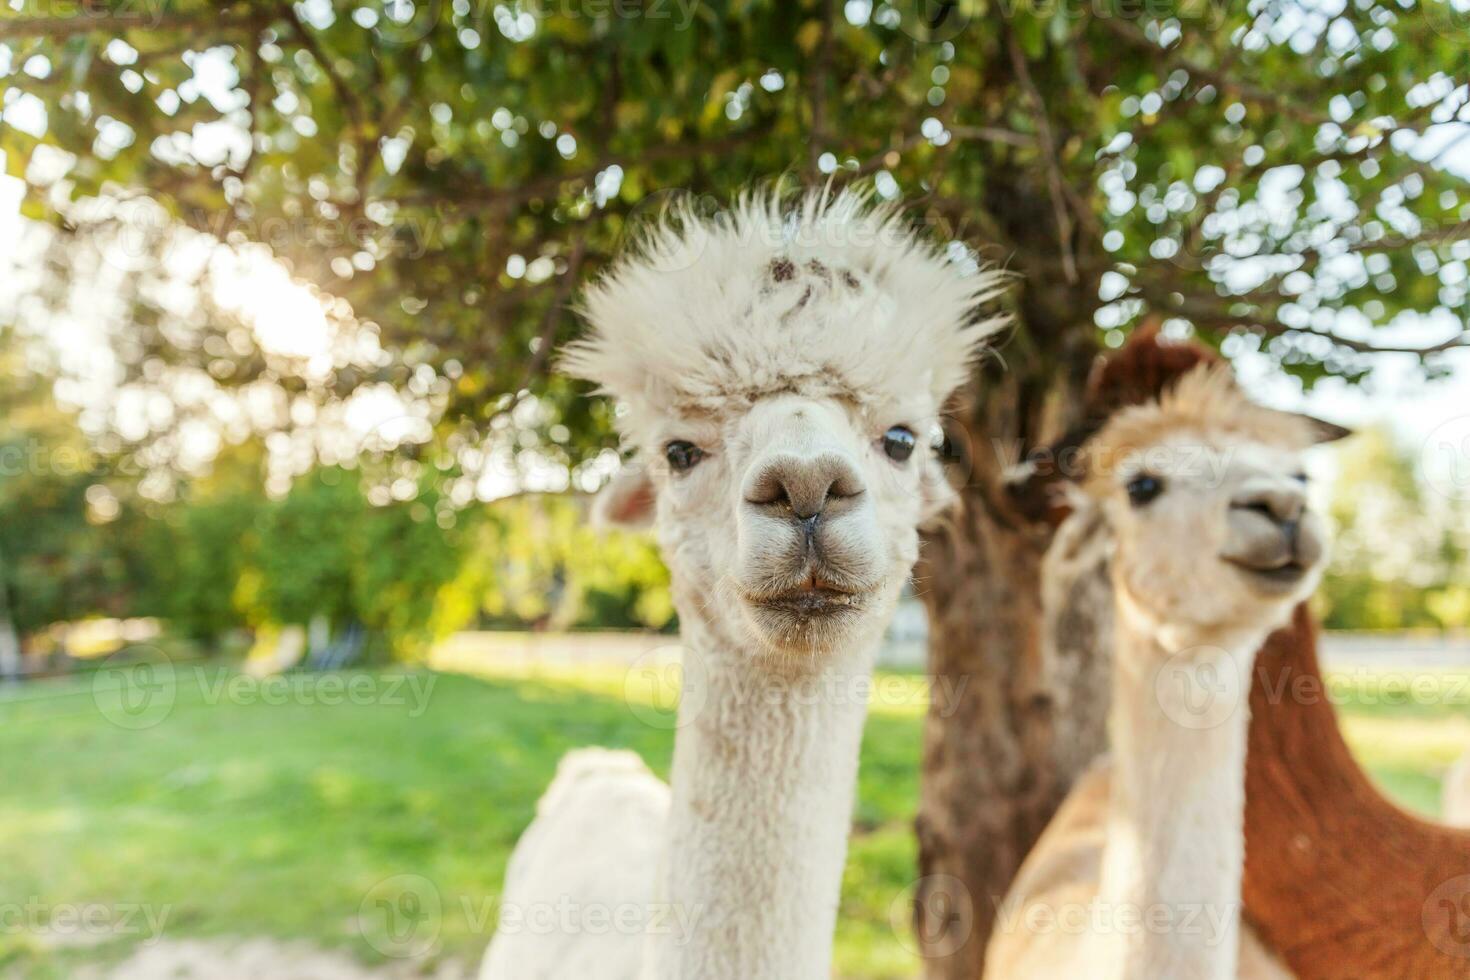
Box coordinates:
[1081,365,1335,642]
[562,190,1007,657]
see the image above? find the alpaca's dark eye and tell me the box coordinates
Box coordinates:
[1126,474,1165,506]
[664,440,704,473]
[1292,472,1309,485]
[882,426,917,463]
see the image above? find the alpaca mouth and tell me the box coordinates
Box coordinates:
[751,587,865,618]
[1225,558,1311,593]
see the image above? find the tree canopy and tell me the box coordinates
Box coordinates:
[3,0,1466,482]
[5,5,1468,969]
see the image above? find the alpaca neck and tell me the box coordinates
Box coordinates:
[1094,597,1270,980]
[643,606,879,979]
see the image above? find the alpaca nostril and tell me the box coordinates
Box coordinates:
[1231,485,1306,526]
[744,453,865,521]
[744,470,791,509]
[1279,518,1300,547]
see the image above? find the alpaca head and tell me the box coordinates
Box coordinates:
[1081,364,1339,643]
[563,190,1007,657]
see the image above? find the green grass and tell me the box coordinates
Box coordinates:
[0,656,1463,978]
[1332,670,1470,815]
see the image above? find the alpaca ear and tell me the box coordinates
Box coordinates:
[591,464,657,530]
[1263,410,1354,446]
[1295,413,1355,445]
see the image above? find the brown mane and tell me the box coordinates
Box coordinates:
[1084,317,1225,420]
[1244,607,1470,977]
[1083,325,1470,977]
[1010,318,1224,524]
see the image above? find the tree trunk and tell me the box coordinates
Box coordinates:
[912,347,1106,976]
[0,613,19,681]
[913,497,1055,975]
[0,543,19,682]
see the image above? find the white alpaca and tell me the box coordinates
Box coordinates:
[1442,751,1470,827]
[986,366,1335,980]
[480,190,1006,980]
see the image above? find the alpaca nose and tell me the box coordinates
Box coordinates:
[1221,478,1318,573]
[744,452,865,524]
[1230,480,1306,530]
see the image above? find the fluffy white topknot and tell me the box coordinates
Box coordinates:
[560,187,1010,445]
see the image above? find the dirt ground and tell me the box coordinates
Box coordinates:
[72,938,474,980]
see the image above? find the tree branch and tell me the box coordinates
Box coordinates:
[950,125,1038,149]
[517,238,589,396]
[1136,285,1470,356]
[0,6,269,41]
[1095,17,1330,127]
[1291,222,1470,273]
[806,0,835,179]
[277,0,363,130]
[1256,321,1470,356]
[396,125,773,214]
[1005,31,1079,284]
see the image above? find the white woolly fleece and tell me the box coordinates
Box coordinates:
[480,750,669,980]
[561,187,1010,448]
[483,188,1010,980]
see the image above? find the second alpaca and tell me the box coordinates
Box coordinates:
[986,365,1334,980]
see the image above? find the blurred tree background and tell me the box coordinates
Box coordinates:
[0,327,672,667]
[2,0,1468,972]
[1320,426,1470,630]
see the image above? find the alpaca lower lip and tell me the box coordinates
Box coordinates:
[1227,559,1309,591]
[752,588,863,617]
